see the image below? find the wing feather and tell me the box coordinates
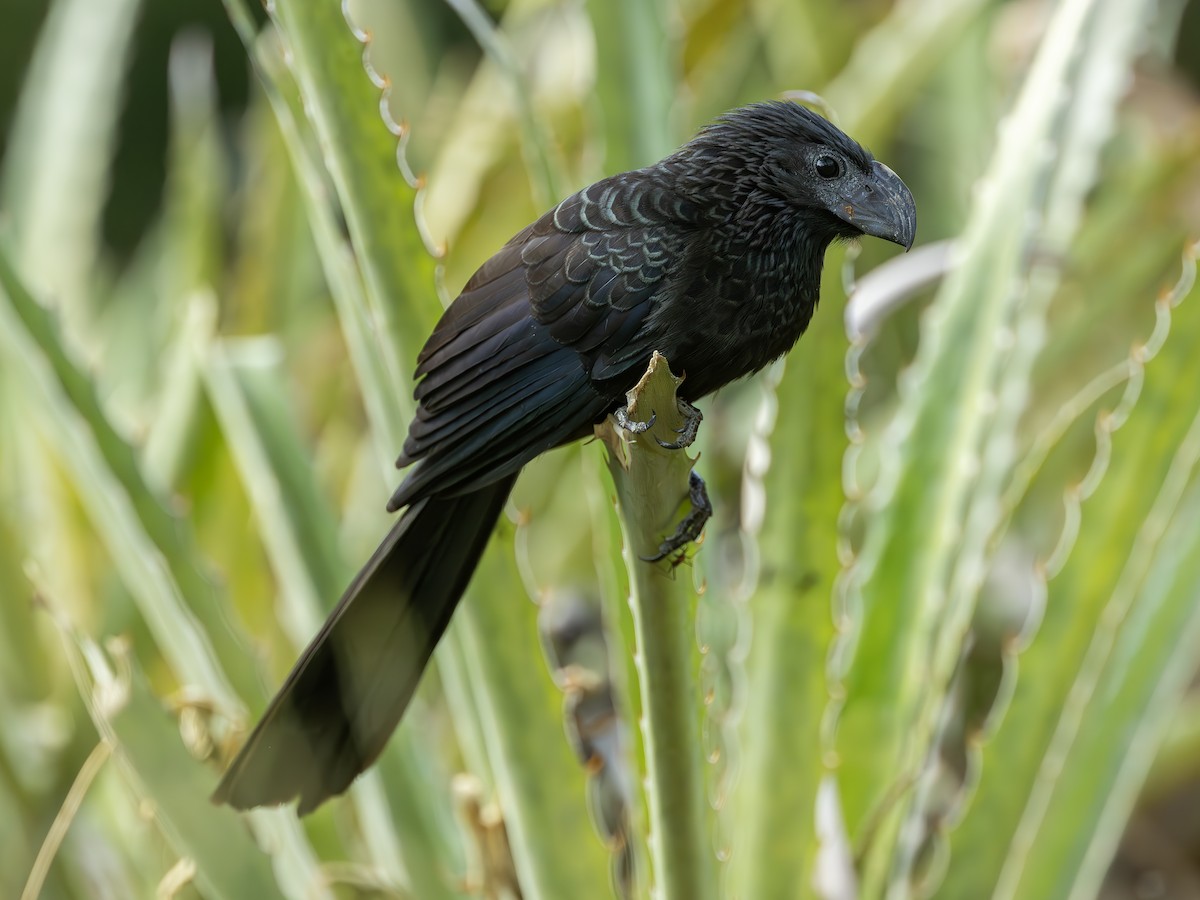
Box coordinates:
[402,354,572,462]
[394,170,709,506]
[390,352,607,509]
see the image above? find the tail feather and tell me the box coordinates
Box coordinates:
[212,476,516,814]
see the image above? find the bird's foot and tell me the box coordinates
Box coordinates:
[642,470,711,563]
[614,405,656,435]
[655,398,702,450]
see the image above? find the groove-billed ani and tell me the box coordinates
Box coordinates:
[213,100,916,814]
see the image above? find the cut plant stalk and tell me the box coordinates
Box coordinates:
[597,352,717,900]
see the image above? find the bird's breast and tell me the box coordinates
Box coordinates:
[629,221,826,399]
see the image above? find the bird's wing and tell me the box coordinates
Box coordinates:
[389,172,704,509]
[524,172,703,378]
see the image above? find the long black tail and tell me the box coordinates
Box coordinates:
[212,475,516,814]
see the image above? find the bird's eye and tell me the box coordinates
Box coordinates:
[814,155,842,179]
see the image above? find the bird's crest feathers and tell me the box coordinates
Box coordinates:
[698,100,874,173]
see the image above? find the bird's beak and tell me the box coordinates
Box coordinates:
[835,160,917,251]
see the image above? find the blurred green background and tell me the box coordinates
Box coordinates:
[2,0,1200,898]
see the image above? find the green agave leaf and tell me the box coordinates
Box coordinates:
[940,245,1200,899]
[199,326,347,644]
[442,0,566,204]
[586,0,675,171]
[454,528,613,899]
[750,0,847,88]
[729,260,848,899]
[1,0,143,337]
[1010,437,1200,900]
[730,3,1002,889]
[832,0,1157,892]
[124,35,227,469]
[264,0,441,389]
[222,0,412,459]
[823,0,994,144]
[733,2,1000,884]
[423,0,595,270]
[0,247,252,712]
[49,614,296,900]
[0,247,331,894]
[141,297,211,495]
[0,378,61,705]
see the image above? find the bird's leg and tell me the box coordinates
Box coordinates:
[656,398,703,451]
[614,405,656,435]
[642,469,712,563]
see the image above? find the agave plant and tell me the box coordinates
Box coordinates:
[2,0,1199,898]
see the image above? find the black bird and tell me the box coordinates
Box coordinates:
[213,100,916,814]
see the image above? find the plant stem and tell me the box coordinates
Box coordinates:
[597,352,716,900]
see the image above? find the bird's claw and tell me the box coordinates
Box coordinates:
[642,470,712,564]
[614,405,656,435]
[655,399,703,451]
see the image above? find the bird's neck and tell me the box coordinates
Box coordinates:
[746,204,831,308]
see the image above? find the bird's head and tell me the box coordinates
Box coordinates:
[690,100,917,251]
